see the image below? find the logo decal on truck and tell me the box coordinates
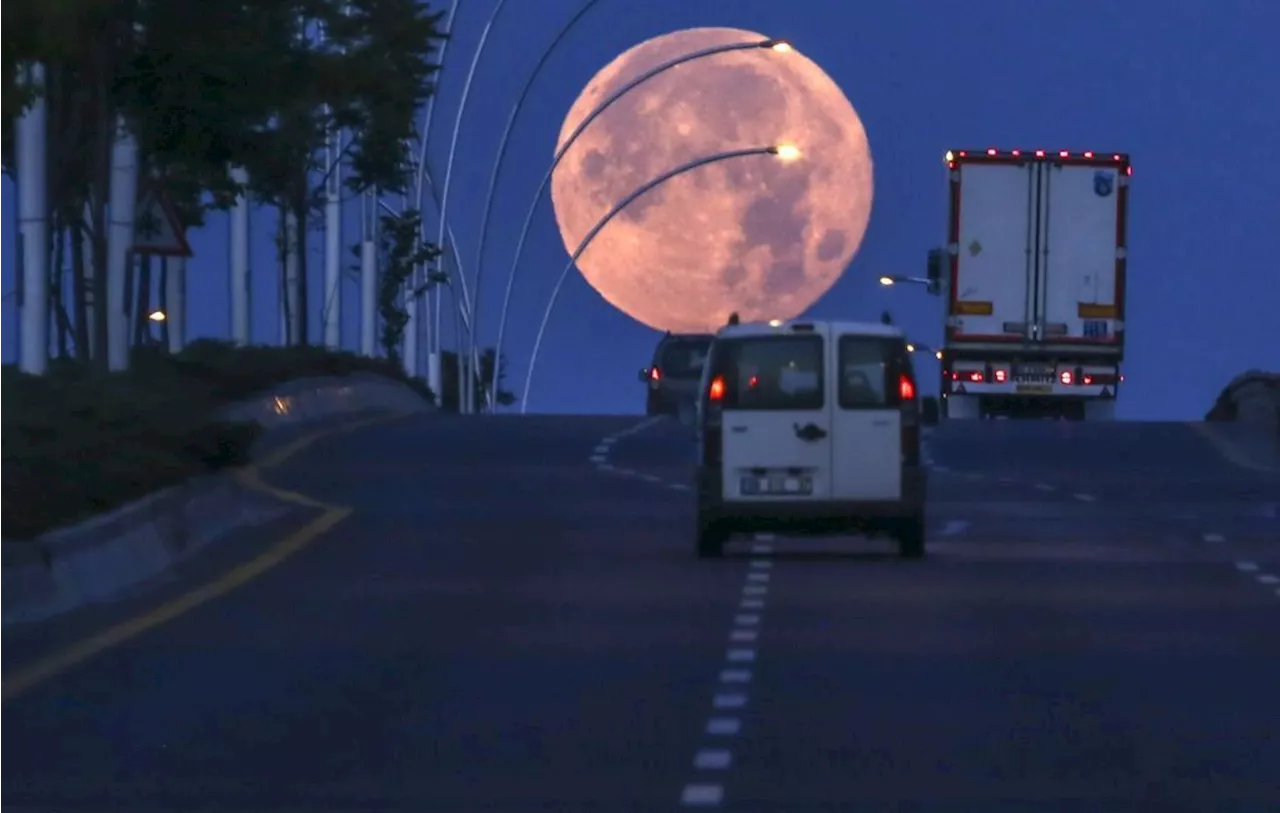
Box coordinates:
[1093,171,1115,198]
[968,239,983,257]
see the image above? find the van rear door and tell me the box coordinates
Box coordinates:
[710,327,832,502]
[830,333,908,501]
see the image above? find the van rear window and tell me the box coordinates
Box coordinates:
[709,336,824,411]
[658,338,712,379]
[838,335,910,408]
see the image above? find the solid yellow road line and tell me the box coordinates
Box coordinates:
[2,413,396,703]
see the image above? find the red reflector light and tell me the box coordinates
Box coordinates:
[1083,151,1094,158]
[649,367,661,381]
[899,374,916,401]
[1011,149,1021,156]
[1058,150,1069,158]
[748,375,759,388]
[1083,375,1094,385]
[708,375,725,402]
[968,371,984,383]
[1035,149,1046,158]
[986,148,997,156]
[1060,371,1073,385]
[993,369,1007,383]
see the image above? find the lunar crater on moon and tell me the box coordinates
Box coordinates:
[550,26,874,333]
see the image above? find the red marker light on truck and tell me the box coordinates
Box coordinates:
[650,367,661,382]
[994,369,1007,383]
[1060,371,1073,385]
[968,371,984,383]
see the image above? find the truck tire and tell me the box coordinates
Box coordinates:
[896,514,926,559]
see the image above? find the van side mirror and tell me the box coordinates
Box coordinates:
[921,395,940,426]
[638,368,650,383]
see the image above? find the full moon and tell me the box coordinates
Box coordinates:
[550,27,874,333]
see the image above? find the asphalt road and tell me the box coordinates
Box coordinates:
[3,414,1278,811]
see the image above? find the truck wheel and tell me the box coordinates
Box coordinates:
[896,515,926,559]
[696,513,729,559]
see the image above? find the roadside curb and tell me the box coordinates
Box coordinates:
[1,374,432,628]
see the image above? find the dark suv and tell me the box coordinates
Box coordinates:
[640,333,714,416]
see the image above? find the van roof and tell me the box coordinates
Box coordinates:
[714,319,907,340]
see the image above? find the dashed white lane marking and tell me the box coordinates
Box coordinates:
[1257,574,1279,585]
[1035,483,1056,492]
[1235,561,1260,573]
[669,483,691,491]
[749,560,773,569]
[940,520,970,537]
[739,598,765,609]
[694,749,733,769]
[680,784,724,807]
[743,584,768,596]
[726,648,756,663]
[589,454,606,463]
[593,444,609,454]
[641,474,662,483]
[746,572,770,583]
[932,465,950,473]
[729,629,758,642]
[720,669,752,683]
[754,533,776,541]
[1073,493,1096,502]
[733,614,761,626]
[713,692,749,709]
[706,718,741,735]
[1203,532,1226,543]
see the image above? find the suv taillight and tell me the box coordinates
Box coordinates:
[708,375,725,402]
[650,367,661,382]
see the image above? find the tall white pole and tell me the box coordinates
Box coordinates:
[230,166,251,345]
[323,125,343,348]
[282,209,301,345]
[360,190,378,356]
[166,256,187,353]
[435,0,507,413]
[17,63,49,375]
[106,116,139,371]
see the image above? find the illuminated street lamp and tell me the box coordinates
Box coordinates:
[147,310,166,322]
[520,144,801,413]
[493,36,795,408]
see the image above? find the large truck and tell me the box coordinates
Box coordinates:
[930,147,1131,421]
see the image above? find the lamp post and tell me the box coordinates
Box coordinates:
[467,0,606,414]
[879,274,934,288]
[492,36,793,409]
[519,144,801,413]
[404,0,462,384]
[433,0,511,411]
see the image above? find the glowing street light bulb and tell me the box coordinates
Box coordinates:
[774,144,801,161]
[148,310,166,322]
[768,319,783,327]
[907,343,916,352]
[935,350,944,360]
[879,276,895,286]
[768,40,793,53]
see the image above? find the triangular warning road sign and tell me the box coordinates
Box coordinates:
[132,183,192,257]
[1100,386,1112,397]
[955,383,967,394]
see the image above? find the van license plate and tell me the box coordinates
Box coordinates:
[741,476,812,496]
[1016,383,1052,394]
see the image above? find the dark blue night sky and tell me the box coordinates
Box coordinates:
[5,0,1277,416]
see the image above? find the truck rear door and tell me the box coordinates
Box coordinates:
[1037,161,1128,347]
[948,161,1035,343]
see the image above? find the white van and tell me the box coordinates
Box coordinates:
[693,319,930,558]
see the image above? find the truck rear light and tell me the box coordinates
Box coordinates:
[708,375,725,402]
[993,369,1007,383]
[1059,370,1073,385]
[650,367,661,381]
[967,371,984,383]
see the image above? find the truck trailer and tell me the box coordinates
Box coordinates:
[936,147,1131,421]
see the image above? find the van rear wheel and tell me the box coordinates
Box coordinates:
[896,515,926,559]
[696,515,729,559]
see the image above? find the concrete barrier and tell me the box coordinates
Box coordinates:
[2,373,432,626]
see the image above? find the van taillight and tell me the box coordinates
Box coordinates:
[708,375,725,402]
[898,374,916,401]
[650,367,661,382]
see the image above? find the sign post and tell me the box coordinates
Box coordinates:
[132,183,192,350]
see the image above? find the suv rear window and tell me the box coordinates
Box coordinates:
[838,335,912,409]
[658,338,712,379]
[708,336,824,411]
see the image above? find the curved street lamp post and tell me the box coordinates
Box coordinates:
[432,0,510,409]
[465,0,606,413]
[519,144,801,413]
[491,36,793,407]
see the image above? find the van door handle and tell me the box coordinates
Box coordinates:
[793,422,828,442]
